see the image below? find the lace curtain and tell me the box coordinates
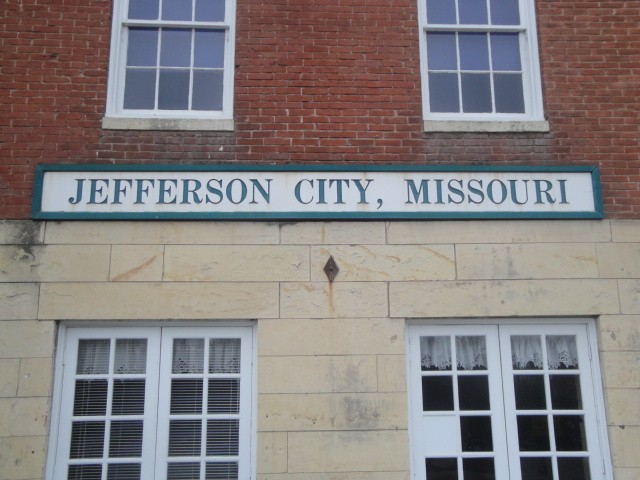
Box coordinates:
[420,336,487,370]
[172,338,241,374]
[77,339,111,374]
[511,335,578,370]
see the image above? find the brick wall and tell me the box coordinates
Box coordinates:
[1,0,639,218]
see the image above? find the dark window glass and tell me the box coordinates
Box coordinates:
[426,458,459,480]
[429,73,459,112]
[68,464,102,480]
[458,376,490,410]
[128,0,159,19]
[490,0,520,25]
[168,420,202,456]
[461,416,493,452]
[459,0,488,24]
[74,380,108,416]
[494,73,525,113]
[124,69,157,109]
[162,0,191,21]
[422,376,454,411]
[514,375,546,410]
[107,463,141,480]
[426,0,456,24]
[491,33,521,70]
[459,33,489,70]
[558,457,591,480]
[70,421,105,458]
[517,415,550,451]
[109,421,143,457]
[192,71,224,110]
[113,379,146,415]
[194,30,225,68]
[463,458,495,480]
[427,33,458,70]
[158,69,190,109]
[550,375,582,410]
[520,457,553,480]
[171,378,204,414]
[554,415,587,451]
[206,462,239,479]
[206,419,240,456]
[160,29,192,68]
[461,73,492,112]
[195,0,225,21]
[167,462,200,480]
[127,28,158,67]
[208,378,240,414]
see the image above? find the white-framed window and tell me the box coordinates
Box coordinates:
[407,320,613,480]
[47,325,255,480]
[417,0,546,130]
[104,0,235,127]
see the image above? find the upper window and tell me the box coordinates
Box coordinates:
[417,0,545,126]
[407,321,612,480]
[47,325,254,480]
[105,0,235,122]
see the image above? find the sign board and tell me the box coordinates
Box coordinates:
[32,164,603,220]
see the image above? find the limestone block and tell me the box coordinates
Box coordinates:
[39,282,279,320]
[605,389,640,426]
[259,393,407,431]
[0,436,47,480]
[310,245,455,282]
[388,220,611,244]
[18,358,53,397]
[598,244,640,278]
[0,360,19,397]
[390,279,620,318]
[599,316,640,351]
[0,221,44,245]
[612,468,640,480]
[110,245,164,281]
[287,430,409,473]
[611,220,640,242]
[609,425,640,468]
[0,398,49,436]
[619,280,640,315]
[259,473,410,480]
[602,352,640,389]
[377,355,407,393]
[165,245,309,282]
[0,245,110,282]
[257,432,287,474]
[258,356,377,394]
[0,284,39,320]
[44,221,279,244]
[0,321,54,358]
[456,243,598,280]
[280,222,386,245]
[258,318,404,356]
[281,282,388,318]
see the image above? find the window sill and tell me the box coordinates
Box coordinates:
[102,116,234,131]
[423,120,550,133]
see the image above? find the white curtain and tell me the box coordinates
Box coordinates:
[510,335,578,370]
[546,335,578,369]
[455,336,487,370]
[114,339,147,374]
[209,339,241,374]
[77,339,110,374]
[172,338,205,374]
[511,335,543,370]
[420,336,451,370]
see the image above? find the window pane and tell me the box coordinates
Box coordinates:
[554,415,587,451]
[459,0,488,24]
[193,70,224,110]
[128,0,159,19]
[427,33,457,70]
[109,420,143,457]
[170,378,204,414]
[113,379,146,415]
[517,415,550,451]
[490,0,520,25]
[547,336,579,370]
[107,463,141,480]
[195,0,225,22]
[115,339,147,374]
[426,458,459,480]
[491,33,521,71]
[173,338,205,373]
[426,0,456,24]
[422,375,454,411]
[124,69,156,109]
[459,33,489,71]
[461,73,491,112]
[70,421,105,458]
[557,457,591,480]
[511,336,543,370]
[127,28,158,67]
[520,457,553,480]
[194,30,225,68]
[456,336,487,370]
[208,378,240,414]
[206,462,239,479]
[209,338,241,373]
[494,73,525,113]
[463,458,495,480]
[458,376,490,410]
[169,420,202,456]
[167,463,200,480]
[206,419,240,456]
[420,336,452,371]
[428,73,459,113]
[77,339,110,375]
[460,416,493,452]
[68,464,102,480]
[162,0,192,20]
[550,375,582,410]
[514,375,546,410]
[74,380,108,416]
[160,29,192,68]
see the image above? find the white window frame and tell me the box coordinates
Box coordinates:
[417,0,548,132]
[46,323,256,480]
[407,319,613,480]
[103,0,236,131]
